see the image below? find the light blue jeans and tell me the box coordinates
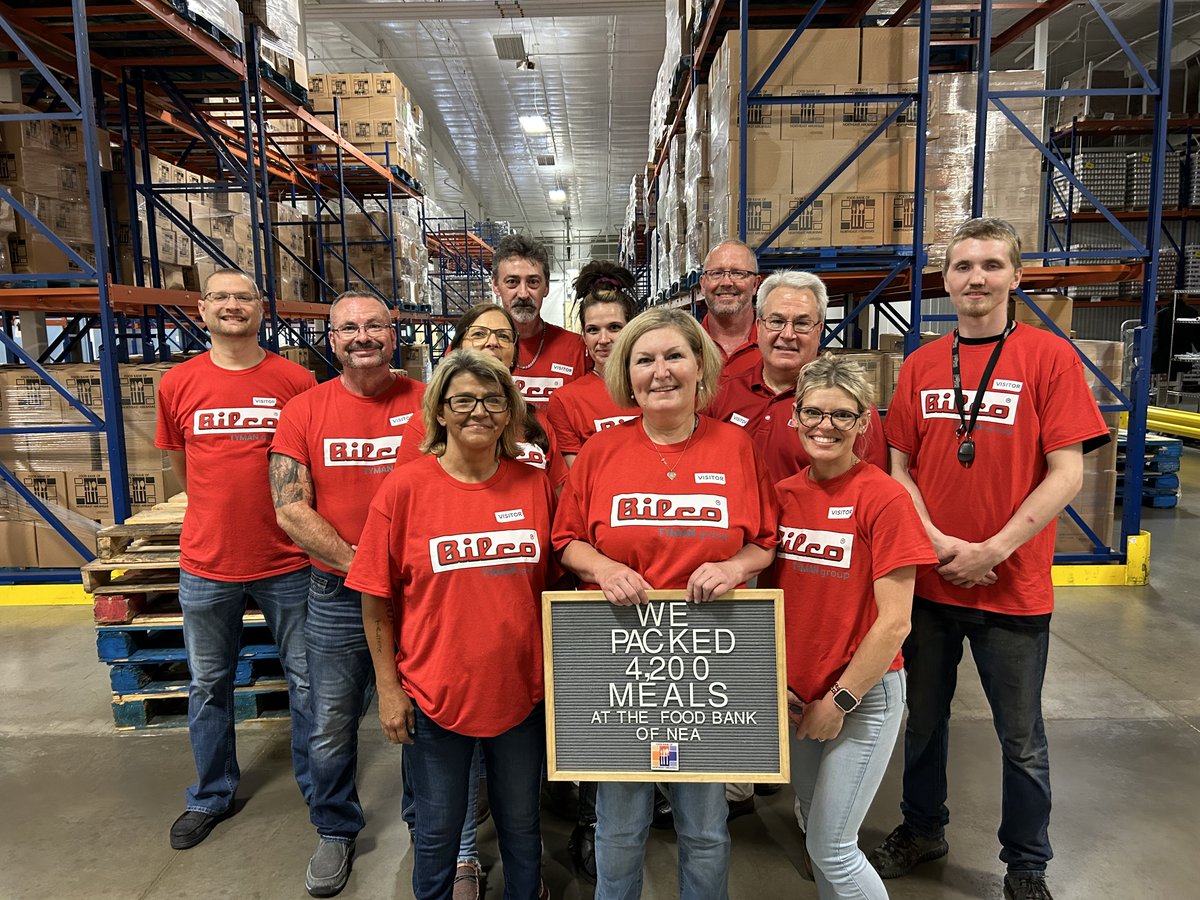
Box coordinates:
[790,670,906,899]
[595,781,729,900]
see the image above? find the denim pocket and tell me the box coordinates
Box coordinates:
[309,569,344,602]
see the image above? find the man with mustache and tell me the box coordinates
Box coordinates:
[492,233,586,408]
[269,292,426,897]
[699,239,764,382]
[156,269,316,852]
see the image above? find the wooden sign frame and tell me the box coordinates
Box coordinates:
[543,589,789,783]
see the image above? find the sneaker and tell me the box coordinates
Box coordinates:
[651,787,674,829]
[169,808,232,850]
[452,861,482,900]
[305,838,355,897]
[867,823,949,879]
[1004,873,1054,900]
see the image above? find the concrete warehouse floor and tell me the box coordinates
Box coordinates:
[1,450,1198,900]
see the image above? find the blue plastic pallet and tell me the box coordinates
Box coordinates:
[96,622,276,662]
[107,654,283,694]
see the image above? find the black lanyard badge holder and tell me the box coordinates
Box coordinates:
[951,323,1013,469]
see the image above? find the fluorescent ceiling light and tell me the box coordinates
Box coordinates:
[549,188,567,203]
[519,115,548,134]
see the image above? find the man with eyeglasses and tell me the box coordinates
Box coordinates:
[708,270,887,484]
[155,269,317,852]
[699,239,763,381]
[269,291,426,897]
[871,218,1108,900]
[492,233,586,408]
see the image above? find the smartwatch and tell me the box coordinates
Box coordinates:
[830,682,860,714]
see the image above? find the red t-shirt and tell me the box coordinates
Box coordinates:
[345,456,556,736]
[155,352,315,581]
[393,407,565,489]
[513,322,587,408]
[271,375,426,575]
[768,463,937,703]
[702,312,759,381]
[552,417,779,589]
[707,360,888,482]
[885,323,1109,615]
[545,371,639,456]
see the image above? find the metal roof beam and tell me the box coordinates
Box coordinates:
[992,0,1075,53]
[304,1,657,23]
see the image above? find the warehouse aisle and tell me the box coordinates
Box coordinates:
[2,451,1198,900]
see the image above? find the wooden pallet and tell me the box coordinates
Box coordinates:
[96,611,272,662]
[112,681,291,730]
[84,494,186,618]
[108,656,284,695]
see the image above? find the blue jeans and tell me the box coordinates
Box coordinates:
[178,567,313,814]
[401,742,482,863]
[791,670,905,899]
[900,599,1053,874]
[404,703,544,899]
[595,781,729,900]
[306,569,376,841]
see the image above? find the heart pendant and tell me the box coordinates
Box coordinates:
[666,471,676,480]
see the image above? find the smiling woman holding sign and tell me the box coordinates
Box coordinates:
[553,307,779,899]
[346,350,556,900]
[767,353,937,899]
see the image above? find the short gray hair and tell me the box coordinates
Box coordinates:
[757,270,829,321]
[328,291,390,320]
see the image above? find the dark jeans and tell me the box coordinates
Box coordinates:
[404,702,545,899]
[900,599,1053,874]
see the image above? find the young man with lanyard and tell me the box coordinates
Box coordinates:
[156,269,317,851]
[492,233,586,409]
[269,292,425,897]
[870,218,1109,900]
[699,239,763,381]
[708,269,888,483]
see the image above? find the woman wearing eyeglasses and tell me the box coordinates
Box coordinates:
[347,350,555,900]
[554,307,779,900]
[546,261,641,469]
[766,353,936,899]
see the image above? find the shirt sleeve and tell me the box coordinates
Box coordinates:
[883,359,918,456]
[395,413,427,466]
[545,390,581,456]
[866,489,940,581]
[1038,347,1109,455]
[154,373,184,451]
[270,395,311,465]
[551,446,592,551]
[746,439,781,550]
[345,480,400,597]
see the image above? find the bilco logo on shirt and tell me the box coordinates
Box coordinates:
[430,528,541,572]
[514,376,564,401]
[323,436,403,467]
[920,388,1019,425]
[193,407,280,434]
[777,526,854,570]
[609,493,729,528]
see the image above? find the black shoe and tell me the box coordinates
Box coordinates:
[651,787,673,829]
[1004,874,1054,900]
[797,826,814,882]
[568,821,597,884]
[867,823,949,879]
[727,796,755,821]
[754,783,783,796]
[169,808,232,849]
[306,838,355,897]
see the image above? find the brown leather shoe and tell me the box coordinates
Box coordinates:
[452,862,482,900]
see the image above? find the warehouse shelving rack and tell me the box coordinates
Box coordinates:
[0,0,430,583]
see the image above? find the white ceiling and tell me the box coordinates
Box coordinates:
[304,0,667,256]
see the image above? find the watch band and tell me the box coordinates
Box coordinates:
[830,682,860,713]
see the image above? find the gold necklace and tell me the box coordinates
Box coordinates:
[648,419,697,481]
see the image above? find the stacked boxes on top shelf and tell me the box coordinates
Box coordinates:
[308,70,426,179]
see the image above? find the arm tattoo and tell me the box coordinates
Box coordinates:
[268,452,313,509]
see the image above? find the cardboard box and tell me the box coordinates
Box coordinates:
[1011,293,1073,334]
[350,73,373,97]
[777,194,832,248]
[33,517,98,567]
[327,74,350,97]
[373,72,402,96]
[830,350,892,407]
[723,138,793,194]
[831,192,886,246]
[885,192,916,244]
[833,84,891,139]
[792,139,861,196]
[64,467,176,520]
[17,471,69,508]
[780,85,836,140]
[0,520,39,567]
[879,332,940,351]
[308,73,329,98]
[0,367,65,425]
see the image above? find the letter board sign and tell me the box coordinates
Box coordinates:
[543,590,788,783]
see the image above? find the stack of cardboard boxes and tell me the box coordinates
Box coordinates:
[308,71,425,177]
[318,199,429,309]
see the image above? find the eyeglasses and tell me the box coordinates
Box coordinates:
[759,316,821,334]
[443,393,510,414]
[701,268,758,282]
[332,322,391,338]
[203,291,259,305]
[795,406,862,431]
[462,325,516,345]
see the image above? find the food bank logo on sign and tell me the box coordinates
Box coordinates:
[430,528,541,572]
[610,493,729,528]
[323,436,403,467]
[514,376,563,402]
[650,742,679,772]
[515,442,549,469]
[594,414,636,431]
[194,407,280,434]
[777,526,854,570]
[920,388,1019,425]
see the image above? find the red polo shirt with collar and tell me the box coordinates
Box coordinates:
[701,312,759,381]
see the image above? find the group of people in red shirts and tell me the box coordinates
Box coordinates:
[156,221,1107,900]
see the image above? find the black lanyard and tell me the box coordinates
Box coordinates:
[950,322,1013,468]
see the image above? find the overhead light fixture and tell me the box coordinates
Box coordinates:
[493,34,528,61]
[519,114,548,134]
[517,57,536,71]
[549,188,567,203]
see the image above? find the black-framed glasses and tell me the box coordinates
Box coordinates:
[332,322,390,338]
[462,325,516,345]
[795,406,862,431]
[701,268,758,282]
[203,291,259,305]
[759,315,821,334]
[444,393,510,414]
